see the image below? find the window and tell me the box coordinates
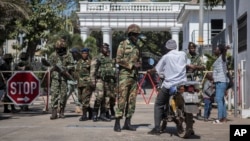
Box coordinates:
[211,19,223,38]
[238,13,247,52]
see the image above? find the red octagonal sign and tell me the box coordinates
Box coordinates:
[7,71,40,105]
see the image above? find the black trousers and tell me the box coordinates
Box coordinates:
[154,86,170,130]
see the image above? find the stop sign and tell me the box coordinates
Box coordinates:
[7,71,40,105]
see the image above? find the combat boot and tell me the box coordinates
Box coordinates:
[58,108,65,118]
[79,108,88,121]
[114,118,121,132]
[92,111,98,122]
[87,107,92,120]
[3,104,11,113]
[11,104,19,113]
[110,107,115,119]
[50,108,58,120]
[122,117,136,131]
[100,113,111,122]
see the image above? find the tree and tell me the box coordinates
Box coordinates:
[0,0,30,55]
[204,0,226,8]
[12,0,74,60]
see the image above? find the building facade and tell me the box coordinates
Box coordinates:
[225,0,249,118]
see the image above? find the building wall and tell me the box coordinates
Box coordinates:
[226,0,249,114]
[181,5,226,51]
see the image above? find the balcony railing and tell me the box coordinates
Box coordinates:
[79,2,187,13]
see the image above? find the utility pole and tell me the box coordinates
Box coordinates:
[233,0,238,117]
[198,0,204,55]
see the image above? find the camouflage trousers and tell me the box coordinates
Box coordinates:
[115,76,137,118]
[89,79,109,113]
[78,83,92,110]
[50,79,67,109]
[104,81,116,110]
[67,80,81,106]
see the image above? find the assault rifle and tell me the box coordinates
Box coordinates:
[41,58,74,81]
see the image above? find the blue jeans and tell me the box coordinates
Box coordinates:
[203,98,212,119]
[215,82,228,120]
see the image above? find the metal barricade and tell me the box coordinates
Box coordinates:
[137,71,158,104]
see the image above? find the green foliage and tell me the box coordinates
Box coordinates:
[204,52,234,71]
[71,34,84,48]
[204,53,216,71]
[203,0,226,8]
[84,36,98,58]
[8,0,77,59]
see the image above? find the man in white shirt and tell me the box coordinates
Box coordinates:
[147,39,187,135]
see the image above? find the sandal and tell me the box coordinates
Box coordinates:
[212,119,222,124]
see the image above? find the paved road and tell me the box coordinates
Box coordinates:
[0,93,249,141]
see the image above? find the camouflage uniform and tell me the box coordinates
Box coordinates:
[186,42,206,119]
[76,49,92,121]
[0,54,17,113]
[186,53,205,81]
[114,23,142,132]
[49,38,75,120]
[67,58,81,113]
[100,57,116,119]
[89,51,114,122]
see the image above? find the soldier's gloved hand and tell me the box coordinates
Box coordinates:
[133,62,141,69]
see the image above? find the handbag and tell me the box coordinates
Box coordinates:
[204,85,215,102]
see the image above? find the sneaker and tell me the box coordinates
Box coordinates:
[148,128,161,135]
[212,119,222,124]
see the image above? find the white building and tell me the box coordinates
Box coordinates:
[225,0,249,118]
[177,4,226,52]
[77,1,188,55]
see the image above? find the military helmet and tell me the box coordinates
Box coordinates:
[3,54,13,60]
[126,24,141,34]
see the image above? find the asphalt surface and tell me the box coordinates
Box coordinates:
[0,92,249,141]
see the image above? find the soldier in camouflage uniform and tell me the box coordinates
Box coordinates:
[186,42,206,119]
[77,48,93,121]
[49,37,75,120]
[68,48,82,114]
[89,43,114,122]
[0,54,18,113]
[100,43,116,119]
[186,42,205,81]
[114,24,142,132]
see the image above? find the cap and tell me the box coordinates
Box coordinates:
[81,48,89,53]
[165,39,177,50]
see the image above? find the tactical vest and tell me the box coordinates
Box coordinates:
[96,56,115,81]
[187,53,204,81]
[77,59,91,87]
[78,59,91,77]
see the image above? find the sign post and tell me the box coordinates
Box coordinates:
[7,71,40,105]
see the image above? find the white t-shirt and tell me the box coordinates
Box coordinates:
[155,50,187,89]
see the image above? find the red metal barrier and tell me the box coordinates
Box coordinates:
[137,71,157,104]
